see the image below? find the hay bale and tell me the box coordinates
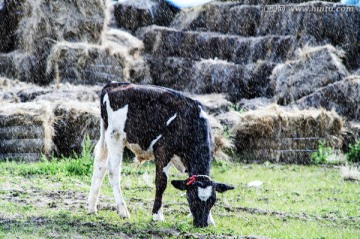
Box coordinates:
[145,55,193,90]
[47,39,150,85]
[0,91,19,103]
[17,0,105,52]
[231,105,344,164]
[47,42,124,85]
[103,28,144,55]
[52,101,100,157]
[145,55,276,101]
[272,45,349,105]
[0,50,52,85]
[191,94,232,115]
[114,0,177,32]
[0,51,36,82]
[0,102,55,161]
[0,78,101,103]
[190,58,276,102]
[171,2,261,36]
[102,29,151,83]
[296,75,360,121]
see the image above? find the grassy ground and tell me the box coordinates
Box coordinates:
[0,157,359,239]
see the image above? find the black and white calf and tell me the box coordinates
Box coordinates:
[88,82,234,227]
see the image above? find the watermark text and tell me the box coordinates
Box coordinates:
[262,5,358,13]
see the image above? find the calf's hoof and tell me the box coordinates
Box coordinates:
[87,204,97,214]
[153,208,165,221]
[118,206,131,219]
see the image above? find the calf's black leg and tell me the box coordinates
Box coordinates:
[152,148,171,221]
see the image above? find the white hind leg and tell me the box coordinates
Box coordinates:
[106,128,130,218]
[88,121,108,213]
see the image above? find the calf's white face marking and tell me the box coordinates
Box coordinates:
[197,186,213,201]
[166,113,177,126]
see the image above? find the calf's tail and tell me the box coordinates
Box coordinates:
[94,118,107,162]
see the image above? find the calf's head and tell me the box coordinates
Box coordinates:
[171,175,234,227]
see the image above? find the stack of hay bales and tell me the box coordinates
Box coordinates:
[295,75,360,151]
[51,101,100,157]
[0,102,55,161]
[0,78,103,159]
[171,1,359,69]
[272,45,349,105]
[1,0,106,84]
[231,105,344,164]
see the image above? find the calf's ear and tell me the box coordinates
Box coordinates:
[171,180,187,190]
[215,183,234,193]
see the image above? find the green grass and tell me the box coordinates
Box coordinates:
[346,140,360,163]
[0,158,359,238]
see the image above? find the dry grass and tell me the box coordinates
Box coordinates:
[34,83,101,103]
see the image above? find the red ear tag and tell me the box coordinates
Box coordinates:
[186,175,197,186]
